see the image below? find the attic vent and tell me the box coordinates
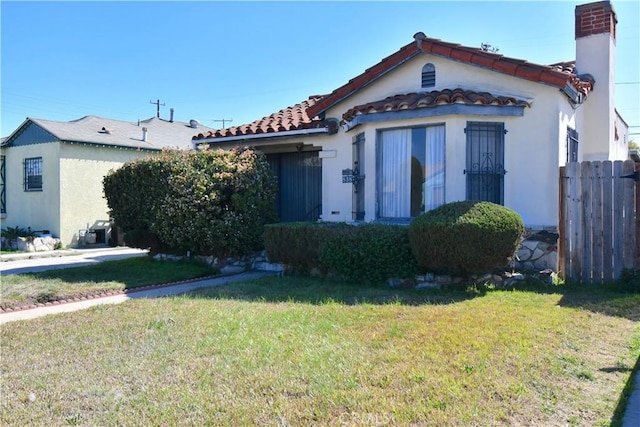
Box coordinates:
[421,63,436,88]
[189,119,199,128]
[99,127,113,134]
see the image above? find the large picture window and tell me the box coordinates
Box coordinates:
[24,157,43,191]
[377,125,445,218]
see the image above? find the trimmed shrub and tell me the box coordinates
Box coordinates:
[409,201,524,275]
[104,148,277,257]
[103,153,172,232]
[264,222,351,272]
[320,223,419,284]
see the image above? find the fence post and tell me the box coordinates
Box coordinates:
[623,159,635,271]
[558,166,566,279]
[602,161,614,282]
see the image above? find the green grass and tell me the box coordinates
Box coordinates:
[0,257,217,309]
[1,275,639,426]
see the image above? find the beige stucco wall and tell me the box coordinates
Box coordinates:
[1,142,62,237]
[58,144,154,247]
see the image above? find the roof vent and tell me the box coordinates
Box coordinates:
[142,127,148,142]
[99,127,112,134]
[189,119,199,128]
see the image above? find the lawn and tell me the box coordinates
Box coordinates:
[1,275,639,426]
[0,257,217,310]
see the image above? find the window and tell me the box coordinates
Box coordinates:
[567,127,579,163]
[352,132,365,221]
[377,125,445,218]
[0,155,5,213]
[465,122,505,204]
[24,157,42,191]
[421,63,436,88]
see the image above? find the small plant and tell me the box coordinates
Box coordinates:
[1,226,37,249]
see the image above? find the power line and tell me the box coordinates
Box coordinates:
[212,118,233,128]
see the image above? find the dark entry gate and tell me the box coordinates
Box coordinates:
[267,151,322,222]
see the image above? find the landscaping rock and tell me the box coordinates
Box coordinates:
[415,281,441,290]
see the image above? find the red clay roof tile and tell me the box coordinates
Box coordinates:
[342,88,530,123]
[306,34,594,118]
[193,95,330,141]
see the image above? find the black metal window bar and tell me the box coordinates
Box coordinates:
[0,155,5,213]
[465,122,506,205]
[352,132,366,220]
[567,127,579,163]
[24,157,43,191]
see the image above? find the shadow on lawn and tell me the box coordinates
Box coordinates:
[186,275,479,306]
[555,286,640,322]
[186,275,640,318]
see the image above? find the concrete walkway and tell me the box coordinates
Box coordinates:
[623,371,640,427]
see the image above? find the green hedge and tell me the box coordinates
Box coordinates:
[264,222,418,284]
[409,201,524,276]
[320,224,418,284]
[264,222,351,273]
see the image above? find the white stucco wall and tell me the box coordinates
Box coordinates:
[1,143,61,237]
[315,53,574,228]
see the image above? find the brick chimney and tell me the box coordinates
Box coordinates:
[575,1,617,40]
[575,1,620,161]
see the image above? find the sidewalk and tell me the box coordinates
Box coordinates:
[0,246,148,275]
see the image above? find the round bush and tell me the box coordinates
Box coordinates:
[409,201,524,275]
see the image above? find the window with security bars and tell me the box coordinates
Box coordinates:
[0,155,5,213]
[421,63,436,88]
[567,127,579,163]
[465,122,506,205]
[24,157,43,191]
[352,132,365,221]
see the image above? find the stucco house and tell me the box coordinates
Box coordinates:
[193,1,629,268]
[0,114,215,248]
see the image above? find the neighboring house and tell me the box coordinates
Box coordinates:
[193,1,629,237]
[0,114,215,248]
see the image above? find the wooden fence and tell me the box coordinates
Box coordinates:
[559,160,638,283]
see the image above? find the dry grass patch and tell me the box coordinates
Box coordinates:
[1,276,639,426]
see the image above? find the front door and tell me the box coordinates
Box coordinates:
[267,151,322,222]
[465,121,506,204]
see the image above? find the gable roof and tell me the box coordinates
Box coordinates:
[4,115,215,151]
[197,32,595,143]
[306,33,594,118]
[193,95,337,142]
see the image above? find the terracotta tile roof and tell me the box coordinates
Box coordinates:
[193,95,332,140]
[342,88,531,122]
[306,34,594,118]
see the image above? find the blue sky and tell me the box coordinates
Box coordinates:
[1,1,639,138]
